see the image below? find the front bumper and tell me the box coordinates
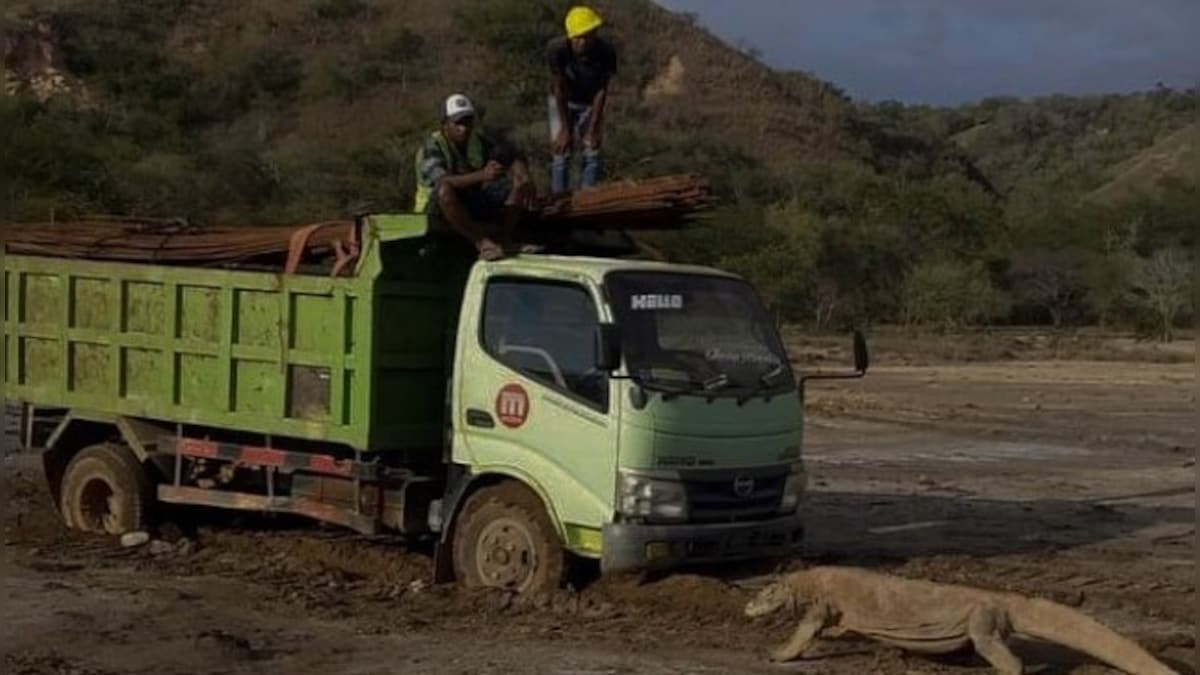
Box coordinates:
[600,514,804,573]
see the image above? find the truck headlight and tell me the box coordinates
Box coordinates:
[618,472,688,521]
[779,463,806,513]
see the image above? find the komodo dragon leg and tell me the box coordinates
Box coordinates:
[967,606,1024,675]
[769,601,832,663]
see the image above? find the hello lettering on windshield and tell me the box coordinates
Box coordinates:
[630,294,683,310]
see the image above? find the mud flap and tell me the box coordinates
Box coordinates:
[42,448,69,513]
[432,541,455,584]
[429,464,472,585]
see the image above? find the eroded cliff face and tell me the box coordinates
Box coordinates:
[2,19,85,102]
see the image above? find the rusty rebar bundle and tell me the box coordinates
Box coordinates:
[533,174,712,230]
[0,218,358,273]
[0,175,712,270]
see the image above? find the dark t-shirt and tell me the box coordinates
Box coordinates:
[547,36,617,105]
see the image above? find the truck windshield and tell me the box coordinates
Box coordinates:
[604,271,794,397]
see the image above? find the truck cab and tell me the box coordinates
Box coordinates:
[439,252,865,591]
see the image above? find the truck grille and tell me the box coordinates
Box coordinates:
[682,468,786,524]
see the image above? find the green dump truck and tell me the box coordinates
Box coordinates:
[2,214,867,592]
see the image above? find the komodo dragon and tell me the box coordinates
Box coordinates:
[744,566,1177,675]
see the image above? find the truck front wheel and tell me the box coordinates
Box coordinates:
[451,482,566,594]
[59,443,151,535]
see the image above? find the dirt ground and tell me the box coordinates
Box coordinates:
[2,337,1196,674]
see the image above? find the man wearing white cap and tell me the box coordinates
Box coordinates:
[414,93,536,260]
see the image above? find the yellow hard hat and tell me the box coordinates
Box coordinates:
[565,6,603,39]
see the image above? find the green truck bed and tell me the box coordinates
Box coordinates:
[3,215,470,455]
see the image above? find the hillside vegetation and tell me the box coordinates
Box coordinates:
[1,0,1195,338]
[1,0,884,220]
[1091,122,1199,203]
[884,90,1198,194]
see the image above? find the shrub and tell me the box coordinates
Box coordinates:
[902,257,1009,331]
[313,0,371,22]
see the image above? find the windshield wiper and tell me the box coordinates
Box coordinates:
[665,372,733,402]
[631,369,693,400]
[735,364,788,405]
[760,364,785,387]
[702,372,731,391]
[634,370,732,401]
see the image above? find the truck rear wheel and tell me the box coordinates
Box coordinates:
[59,443,151,535]
[451,482,565,594]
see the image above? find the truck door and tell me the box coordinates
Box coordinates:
[455,275,616,541]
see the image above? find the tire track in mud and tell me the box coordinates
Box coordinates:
[5,651,118,675]
[8,518,781,653]
[6,443,1191,673]
[5,462,779,654]
[136,524,1196,667]
[181,527,772,648]
[9,477,1191,670]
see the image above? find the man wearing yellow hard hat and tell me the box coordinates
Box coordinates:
[547,5,617,194]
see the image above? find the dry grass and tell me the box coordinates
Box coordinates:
[1091,123,1200,203]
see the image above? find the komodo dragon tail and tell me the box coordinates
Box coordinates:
[1007,596,1178,675]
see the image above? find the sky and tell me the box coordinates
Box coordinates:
[652,0,1200,105]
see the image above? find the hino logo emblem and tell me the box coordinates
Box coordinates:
[732,474,755,498]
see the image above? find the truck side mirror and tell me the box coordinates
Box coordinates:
[800,329,869,386]
[594,323,622,371]
[852,330,869,373]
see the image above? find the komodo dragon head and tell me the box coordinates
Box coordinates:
[744,579,797,618]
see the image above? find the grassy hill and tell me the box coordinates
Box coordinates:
[1,0,936,224]
[1090,122,1199,203]
[2,0,1192,334]
[943,91,1199,196]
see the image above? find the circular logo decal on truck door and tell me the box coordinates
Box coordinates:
[495,384,530,428]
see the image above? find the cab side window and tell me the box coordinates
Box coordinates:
[482,279,608,410]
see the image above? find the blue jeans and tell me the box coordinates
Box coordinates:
[548,96,603,194]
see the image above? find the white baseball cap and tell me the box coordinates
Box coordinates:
[443,93,476,122]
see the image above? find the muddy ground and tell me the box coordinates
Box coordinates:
[2,337,1196,674]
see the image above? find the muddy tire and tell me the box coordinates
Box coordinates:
[59,443,151,535]
[451,482,566,594]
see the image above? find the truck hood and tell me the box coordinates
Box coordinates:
[618,388,803,470]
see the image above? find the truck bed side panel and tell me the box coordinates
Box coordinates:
[4,255,372,448]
